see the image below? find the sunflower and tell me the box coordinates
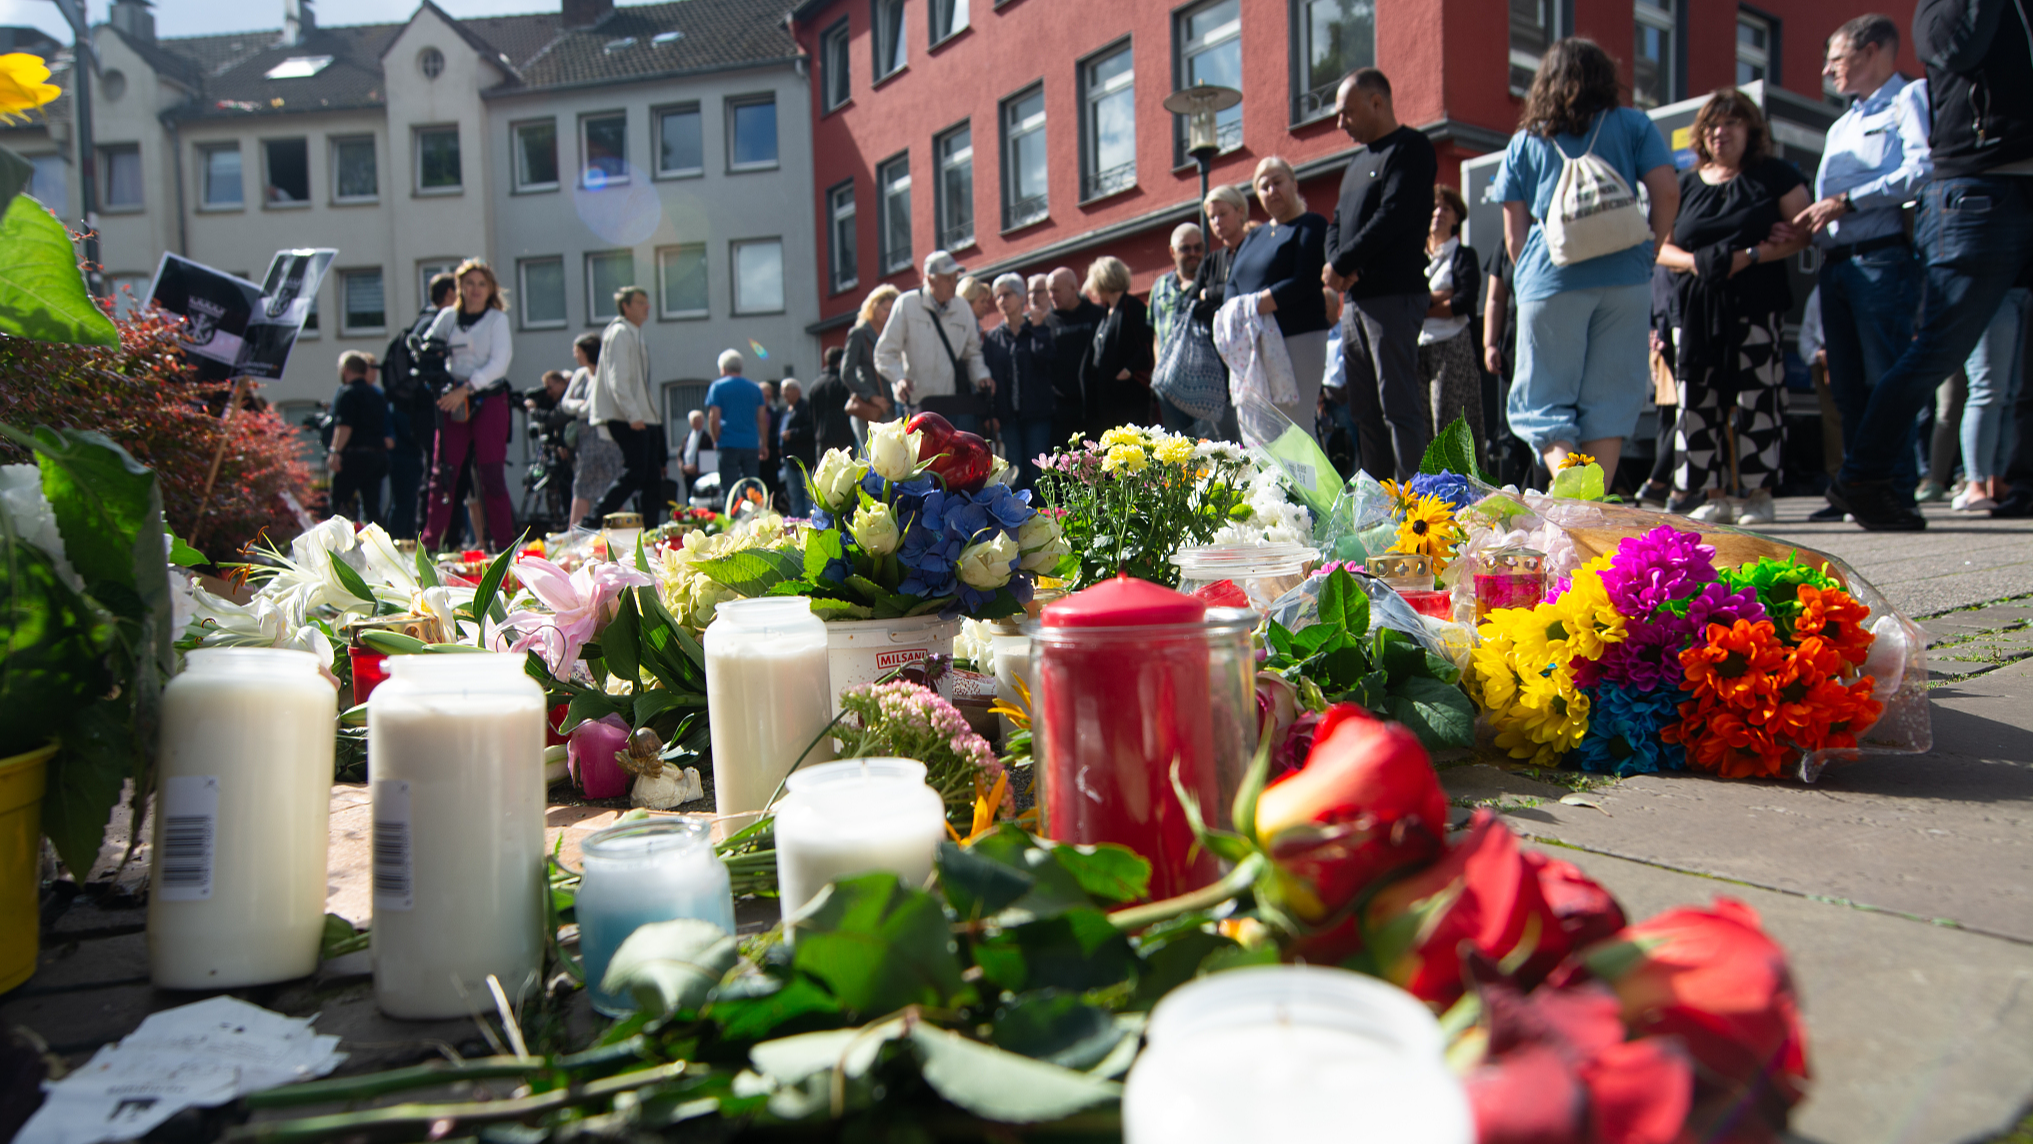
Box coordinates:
[0,54,61,124]
[1393,493,1462,570]
[1557,452,1597,472]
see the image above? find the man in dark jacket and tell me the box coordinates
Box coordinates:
[1822,0,2033,527]
[984,273,1057,490]
[1322,67,1437,482]
[778,378,818,517]
[1046,267,1107,444]
[807,347,859,455]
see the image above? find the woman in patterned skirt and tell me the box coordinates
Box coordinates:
[1418,184,1483,458]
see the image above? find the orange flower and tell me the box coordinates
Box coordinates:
[1795,677,1883,752]
[1684,708,1789,778]
[1680,619,1786,706]
[1791,583,1873,666]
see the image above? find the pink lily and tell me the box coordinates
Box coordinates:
[492,556,652,676]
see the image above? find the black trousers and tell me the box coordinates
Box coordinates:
[592,421,661,524]
[331,448,389,523]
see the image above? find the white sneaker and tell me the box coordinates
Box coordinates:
[1735,490,1777,526]
[1952,488,1998,512]
[1687,498,1736,524]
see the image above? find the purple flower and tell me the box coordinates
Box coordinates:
[1678,581,1769,639]
[1593,617,1687,691]
[1601,524,1717,618]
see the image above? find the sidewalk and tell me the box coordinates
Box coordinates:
[5,495,2029,1141]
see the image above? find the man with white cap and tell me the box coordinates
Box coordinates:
[874,249,994,431]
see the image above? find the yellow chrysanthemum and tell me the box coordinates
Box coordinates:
[0,54,61,124]
[1102,443,1147,474]
[1494,602,1581,669]
[1550,568,1627,660]
[1392,493,1462,571]
[1469,635,1524,712]
[1511,671,1590,747]
[1557,452,1597,471]
[1100,426,1149,450]
[1153,436,1195,466]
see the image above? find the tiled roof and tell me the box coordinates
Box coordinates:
[124,0,798,122]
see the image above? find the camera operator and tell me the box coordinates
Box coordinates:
[523,369,574,528]
[381,271,458,537]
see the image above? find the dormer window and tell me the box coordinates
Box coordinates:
[265,55,332,79]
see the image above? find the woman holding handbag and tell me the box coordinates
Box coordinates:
[420,259,515,550]
[1156,186,1250,438]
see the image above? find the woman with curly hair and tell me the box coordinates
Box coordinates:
[420,258,515,549]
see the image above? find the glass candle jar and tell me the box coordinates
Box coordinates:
[576,818,734,1016]
[773,758,947,939]
[1123,966,1473,1143]
[368,653,547,1019]
[603,512,644,561]
[148,648,335,990]
[1474,547,1548,622]
[704,598,835,826]
[1366,553,1450,619]
[1169,543,1314,614]
[1031,577,1254,899]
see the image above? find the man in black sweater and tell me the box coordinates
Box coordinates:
[1046,267,1107,444]
[1824,0,2033,527]
[1322,67,1437,482]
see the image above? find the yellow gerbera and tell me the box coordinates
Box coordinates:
[1153,436,1195,466]
[0,54,61,124]
[1392,493,1462,570]
[1102,443,1147,474]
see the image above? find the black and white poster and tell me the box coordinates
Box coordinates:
[146,248,336,382]
[244,248,336,380]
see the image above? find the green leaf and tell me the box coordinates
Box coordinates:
[807,596,874,622]
[1374,627,1431,682]
[468,541,520,628]
[1549,462,1606,501]
[803,525,844,583]
[0,145,30,216]
[1316,568,1369,637]
[694,547,804,596]
[0,195,119,347]
[358,630,429,655]
[43,699,137,877]
[164,530,206,568]
[0,531,117,759]
[937,838,1035,921]
[908,1024,1122,1124]
[6,426,163,618]
[973,909,1136,994]
[413,546,440,588]
[1048,844,1150,906]
[600,918,741,1017]
[966,825,1099,923]
[327,555,378,607]
[1131,924,1236,1008]
[1418,414,1483,482]
[1383,675,1476,749]
[989,991,1130,1070]
[603,589,642,684]
[791,873,969,1017]
[749,1016,908,1087]
[708,975,844,1043]
[562,689,623,732]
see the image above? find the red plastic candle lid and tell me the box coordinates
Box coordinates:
[1042,573,1209,628]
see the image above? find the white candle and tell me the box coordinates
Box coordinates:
[772,758,946,937]
[367,653,547,1019]
[148,648,335,989]
[704,598,835,824]
[1123,966,1473,1143]
[575,817,735,1017]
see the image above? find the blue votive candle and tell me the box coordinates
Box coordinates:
[575,818,735,1016]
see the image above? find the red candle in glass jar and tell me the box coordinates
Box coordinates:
[348,646,391,703]
[1034,575,1222,899]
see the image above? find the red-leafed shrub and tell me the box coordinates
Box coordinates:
[0,305,315,559]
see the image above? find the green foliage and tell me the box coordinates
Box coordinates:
[1419,414,1486,484]
[1032,431,1256,590]
[0,194,118,348]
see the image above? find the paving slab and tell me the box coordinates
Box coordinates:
[1757,498,2033,618]
[1546,847,2033,1144]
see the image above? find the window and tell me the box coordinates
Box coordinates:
[109,274,151,321]
[931,0,968,45]
[878,153,912,275]
[518,257,566,328]
[821,19,852,110]
[1081,44,1135,201]
[332,136,377,202]
[418,260,458,310]
[656,105,702,176]
[586,250,635,323]
[29,154,65,207]
[1295,0,1375,121]
[1737,11,1773,85]
[732,238,784,315]
[514,120,558,191]
[936,125,973,249]
[727,97,778,170]
[1177,0,1242,158]
[100,145,141,210]
[266,55,332,79]
[263,137,310,205]
[658,244,708,318]
[300,290,319,337]
[580,112,627,187]
[340,269,386,334]
[873,0,906,79]
[415,126,461,192]
[828,181,858,292]
[1509,0,1554,94]
[419,48,444,79]
[200,144,243,208]
[1633,0,1675,109]
[1001,86,1047,229]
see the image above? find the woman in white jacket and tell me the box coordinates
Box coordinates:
[420,259,515,550]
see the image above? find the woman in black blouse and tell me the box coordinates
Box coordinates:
[1080,256,1155,430]
[1228,156,1330,437]
[1418,184,1482,452]
[1657,90,1811,526]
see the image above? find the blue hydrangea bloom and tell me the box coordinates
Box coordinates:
[1573,683,1687,777]
[1407,471,1476,512]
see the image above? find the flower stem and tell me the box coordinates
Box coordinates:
[1106,852,1264,932]
[228,1060,685,1142]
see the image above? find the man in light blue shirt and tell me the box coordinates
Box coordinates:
[1794,14,1934,509]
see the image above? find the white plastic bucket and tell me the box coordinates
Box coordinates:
[825,614,961,705]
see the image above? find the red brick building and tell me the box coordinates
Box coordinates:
[786,0,1919,346]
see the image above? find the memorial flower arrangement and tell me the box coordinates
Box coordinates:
[1471,524,1884,779]
[832,680,1003,817]
[1033,424,1256,588]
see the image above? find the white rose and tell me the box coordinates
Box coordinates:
[986,453,1015,487]
[849,501,901,556]
[865,419,924,483]
[1015,513,1071,573]
[956,533,1019,591]
[809,448,866,513]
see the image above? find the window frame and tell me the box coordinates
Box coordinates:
[1079,39,1136,203]
[730,237,787,317]
[260,136,311,208]
[197,142,244,211]
[584,249,637,326]
[579,109,629,188]
[1000,83,1048,232]
[1735,7,1778,86]
[417,259,459,313]
[330,134,379,204]
[828,178,860,295]
[1632,0,1678,110]
[872,0,907,82]
[297,286,320,339]
[338,267,388,337]
[511,118,560,193]
[820,18,853,112]
[935,122,974,251]
[725,95,780,173]
[99,144,143,212]
[1289,0,1377,125]
[654,103,705,179]
[876,151,913,277]
[1173,0,1244,166]
[517,256,568,331]
[929,0,969,47]
[1508,0,1557,96]
[656,243,710,320]
[413,125,463,195]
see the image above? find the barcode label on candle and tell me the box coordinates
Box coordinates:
[372,780,415,912]
[156,776,219,901]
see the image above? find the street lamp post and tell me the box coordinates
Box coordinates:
[1161,85,1242,251]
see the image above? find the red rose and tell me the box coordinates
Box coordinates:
[1524,851,1627,952]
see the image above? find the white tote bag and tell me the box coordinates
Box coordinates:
[1542,111,1652,267]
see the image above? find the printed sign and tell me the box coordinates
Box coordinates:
[146,248,335,382]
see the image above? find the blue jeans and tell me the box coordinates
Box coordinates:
[781,461,812,517]
[1819,240,1922,497]
[1509,283,1651,450]
[718,446,761,494]
[1962,286,2028,483]
[1841,177,2033,488]
[1003,417,1056,491]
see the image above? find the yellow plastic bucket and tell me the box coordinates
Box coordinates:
[0,742,53,995]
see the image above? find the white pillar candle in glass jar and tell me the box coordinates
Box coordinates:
[576,817,735,1016]
[773,758,946,937]
[148,648,335,989]
[368,653,547,1019]
[1123,965,1473,1143]
[703,598,834,824]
